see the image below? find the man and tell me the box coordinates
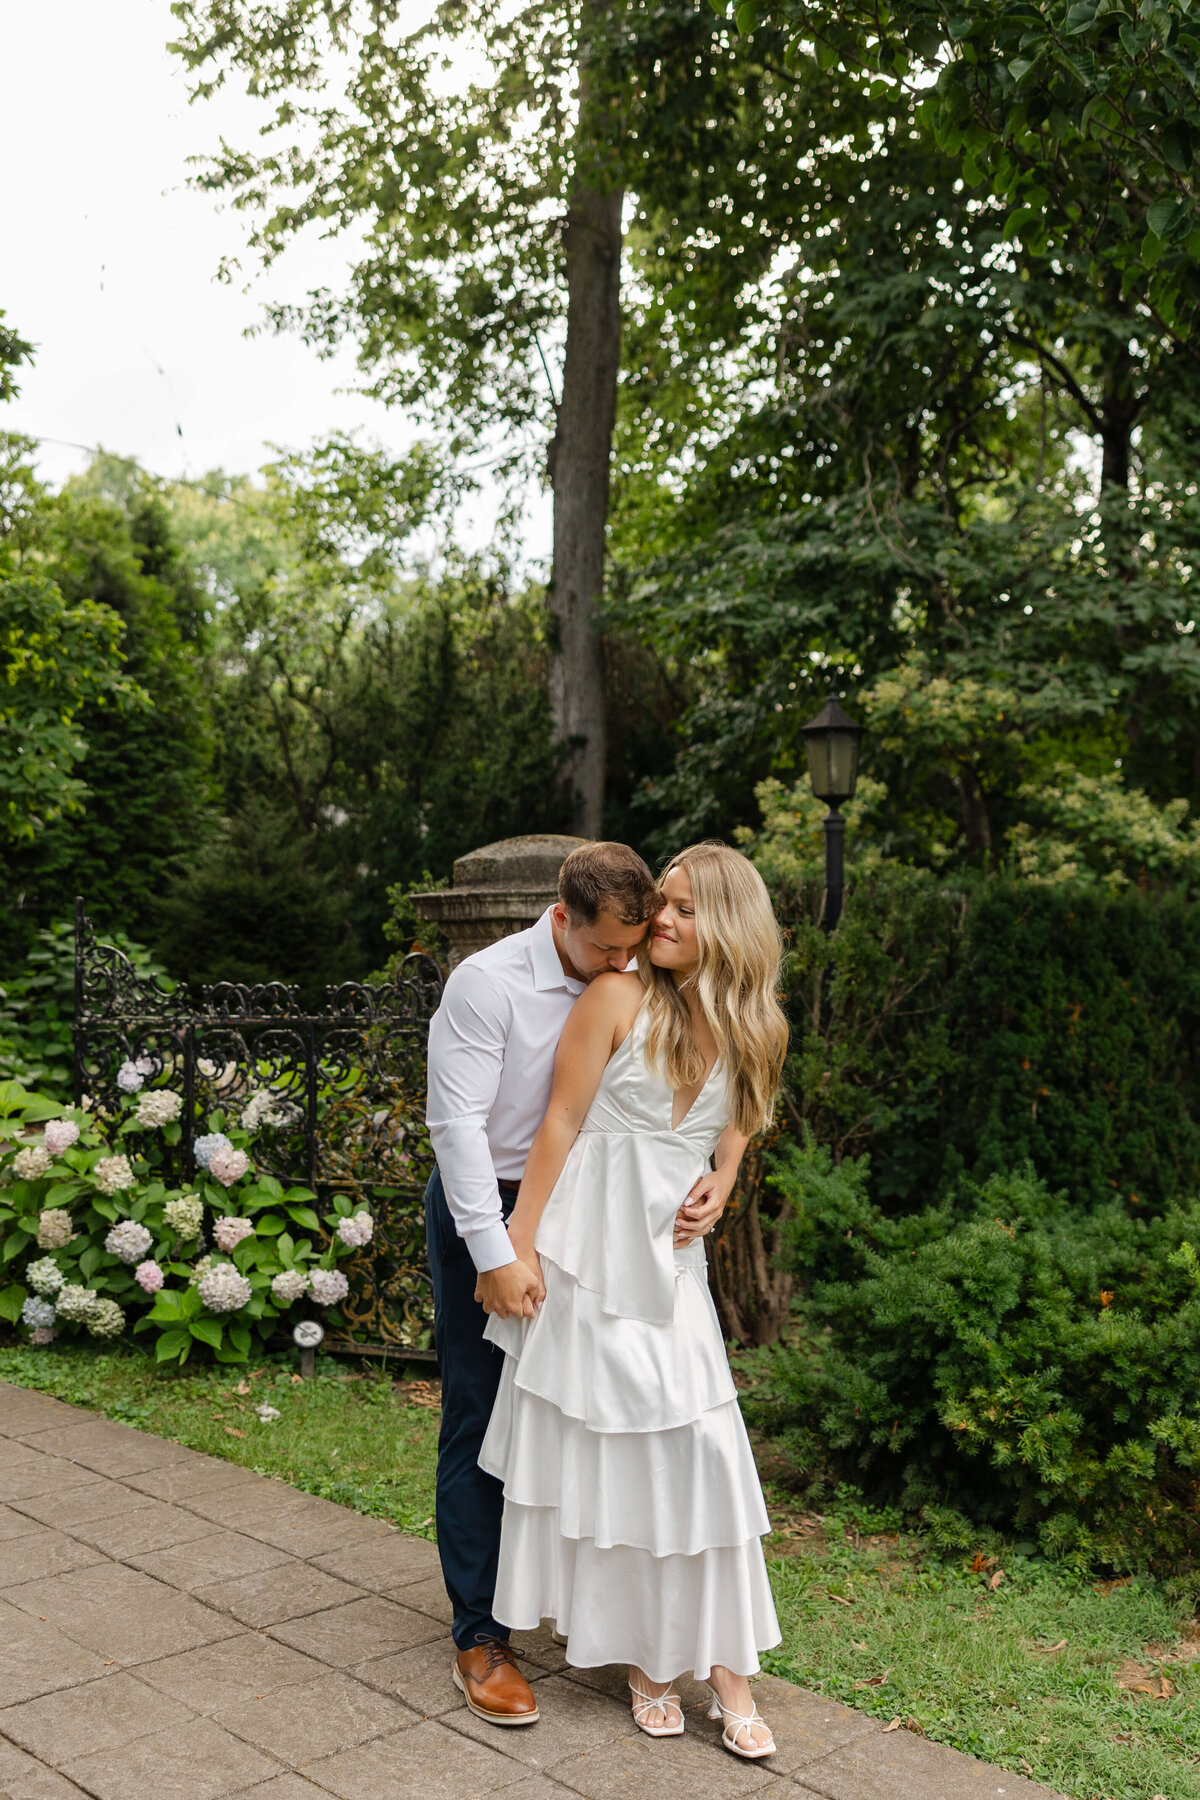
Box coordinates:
[424,841,659,1725]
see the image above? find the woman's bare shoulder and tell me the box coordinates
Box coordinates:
[569,970,643,1028]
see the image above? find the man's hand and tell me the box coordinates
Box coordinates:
[475,1259,542,1318]
[673,1170,732,1246]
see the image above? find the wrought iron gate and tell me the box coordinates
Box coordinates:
[72,899,444,1355]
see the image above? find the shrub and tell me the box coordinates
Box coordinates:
[750,845,1200,1214]
[0,920,171,1098]
[0,1077,374,1364]
[748,1134,1200,1580]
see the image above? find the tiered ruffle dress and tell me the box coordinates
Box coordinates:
[479,1010,780,1681]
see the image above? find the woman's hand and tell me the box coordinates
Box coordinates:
[673,1169,732,1245]
[507,1233,545,1306]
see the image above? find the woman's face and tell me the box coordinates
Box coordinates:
[650,865,699,973]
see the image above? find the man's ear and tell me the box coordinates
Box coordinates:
[551,902,569,931]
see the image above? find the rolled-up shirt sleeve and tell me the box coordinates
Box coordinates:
[426,962,517,1273]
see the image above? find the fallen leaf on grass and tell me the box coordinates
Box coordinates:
[1115,1660,1174,1700]
[851,1639,869,1651]
[234,1381,250,1395]
[882,1718,902,1733]
[1032,1639,1067,1654]
[854,1669,892,1690]
[828,1592,854,1607]
[988,1569,1005,1590]
[905,1717,925,1736]
[224,1426,246,1439]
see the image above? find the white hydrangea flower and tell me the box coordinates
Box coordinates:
[36,1209,75,1250]
[241,1089,302,1132]
[56,1283,100,1323]
[198,1263,252,1313]
[164,1193,204,1239]
[116,1061,144,1093]
[188,1255,214,1286]
[94,1155,135,1195]
[25,1257,65,1297]
[134,1090,183,1128]
[13,1145,52,1181]
[309,1268,349,1306]
[22,1296,56,1330]
[87,1297,125,1339]
[336,1211,374,1249]
[213,1216,254,1252]
[197,1058,217,1079]
[270,1268,309,1305]
[43,1119,80,1156]
[104,1219,153,1265]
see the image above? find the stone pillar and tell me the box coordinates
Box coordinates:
[411,834,589,969]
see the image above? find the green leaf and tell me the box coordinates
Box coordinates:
[331,1193,354,1217]
[214,1340,249,1363]
[155,1328,190,1362]
[2,1230,31,1263]
[255,1214,287,1236]
[228,1322,252,1354]
[190,1316,224,1350]
[149,1291,185,1322]
[285,1205,322,1231]
[0,1081,31,1115]
[734,0,757,33]
[44,1182,80,1206]
[20,1094,67,1122]
[0,1282,26,1323]
[1148,197,1180,238]
[78,1245,103,1280]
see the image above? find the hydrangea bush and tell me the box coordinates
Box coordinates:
[0,1079,375,1365]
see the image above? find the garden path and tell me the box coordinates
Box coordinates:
[0,1381,1064,1800]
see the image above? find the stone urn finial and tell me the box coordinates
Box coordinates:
[411,834,589,968]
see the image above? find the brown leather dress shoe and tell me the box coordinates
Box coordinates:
[452,1640,540,1726]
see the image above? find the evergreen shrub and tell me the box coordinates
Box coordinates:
[747,1135,1200,1580]
[791,876,1200,1214]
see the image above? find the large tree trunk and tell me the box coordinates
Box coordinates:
[548,13,623,838]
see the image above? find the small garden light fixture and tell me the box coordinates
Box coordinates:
[801,693,864,932]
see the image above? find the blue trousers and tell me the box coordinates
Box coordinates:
[424,1163,516,1650]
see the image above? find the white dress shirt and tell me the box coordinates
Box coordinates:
[426,908,585,1272]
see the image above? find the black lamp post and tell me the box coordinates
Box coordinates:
[801,694,864,932]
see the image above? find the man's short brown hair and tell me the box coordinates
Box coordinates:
[558,842,659,926]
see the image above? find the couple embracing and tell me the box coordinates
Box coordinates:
[424,839,786,1759]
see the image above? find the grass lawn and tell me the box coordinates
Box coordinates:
[1,1340,1196,1800]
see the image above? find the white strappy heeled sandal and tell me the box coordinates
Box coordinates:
[707,1685,776,1759]
[628,1677,685,1737]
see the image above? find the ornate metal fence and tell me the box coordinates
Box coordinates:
[72,899,444,1356]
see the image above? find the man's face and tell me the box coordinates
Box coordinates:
[552,903,649,981]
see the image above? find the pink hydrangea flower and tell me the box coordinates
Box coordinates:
[213,1216,255,1253]
[208,1147,251,1187]
[134,1260,164,1294]
[43,1119,80,1156]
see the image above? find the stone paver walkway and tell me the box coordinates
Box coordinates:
[0,1381,1063,1800]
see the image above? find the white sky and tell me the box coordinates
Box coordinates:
[1,0,550,562]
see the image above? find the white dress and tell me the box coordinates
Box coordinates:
[479,1010,780,1682]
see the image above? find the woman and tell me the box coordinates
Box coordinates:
[479,841,787,1758]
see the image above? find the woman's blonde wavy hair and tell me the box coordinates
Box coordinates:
[639,841,788,1136]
